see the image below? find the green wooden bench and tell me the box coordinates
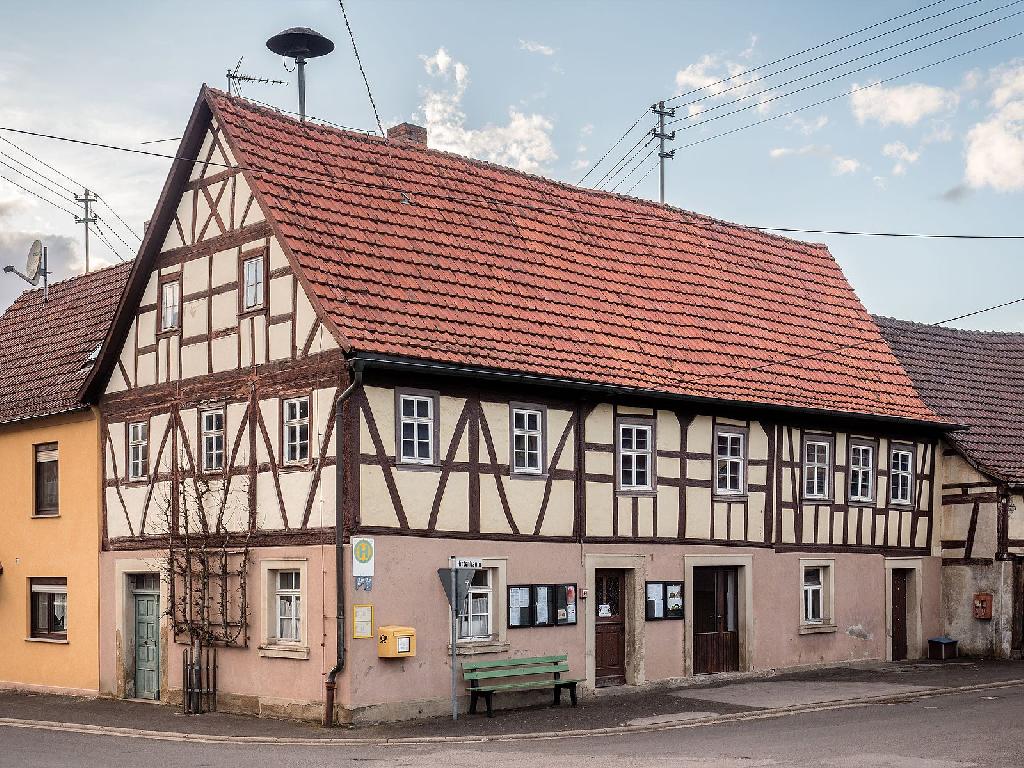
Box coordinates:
[463,654,583,717]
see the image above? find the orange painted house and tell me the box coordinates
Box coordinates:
[0,264,129,695]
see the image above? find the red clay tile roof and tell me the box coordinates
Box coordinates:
[876,316,1024,483]
[204,89,938,423]
[0,263,130,425]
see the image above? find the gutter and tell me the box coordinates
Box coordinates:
[349,353,962,434]
[324,363,363,727]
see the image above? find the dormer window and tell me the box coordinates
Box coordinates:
[241,252,265,312]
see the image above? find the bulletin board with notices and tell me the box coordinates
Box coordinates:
[508,584,577,628]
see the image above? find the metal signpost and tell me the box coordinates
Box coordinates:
[437,556,483,721]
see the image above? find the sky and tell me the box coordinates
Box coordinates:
[0,0,1022,330]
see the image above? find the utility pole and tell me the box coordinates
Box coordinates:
[74,188,97,273]
[651,101,676,204]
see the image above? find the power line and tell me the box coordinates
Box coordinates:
[625,28,1024,193]
[582,0,965,187]
[0,154,78,203]
[0,171,77,217]
[0,149,77,197]
[139,137,182,145]
[0,135,84,188]
[752,227,1024,240]
[337,0,385,137]
[240,95,377,134]
[90,217,127,262]
[3,118,1024,241]
[95,196,142,242]
[665,0,961,105]
[594,135,655,190]
[667,6,1024,131]
[668,0,992,115]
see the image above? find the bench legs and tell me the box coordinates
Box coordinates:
[552,683,578,708]
[470,690,494,717]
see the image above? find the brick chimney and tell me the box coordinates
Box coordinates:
[387,122,427,146]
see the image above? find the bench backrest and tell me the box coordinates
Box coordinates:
[463,654,569,681]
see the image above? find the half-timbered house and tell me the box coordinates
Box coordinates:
[84,85,951,723]
[878,316,1024,658]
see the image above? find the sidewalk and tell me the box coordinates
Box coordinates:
[1,659,1022,743]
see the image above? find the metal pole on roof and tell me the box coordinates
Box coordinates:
[296,57,307,122]
[651,101,676,204]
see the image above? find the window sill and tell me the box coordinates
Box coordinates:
[801,497,834,505]
[510,472,548,481]
[449,639,510,656]
[239,307,268,320]
[616,488,657,498]
[713,493,748,502]
[258,643,310,660]
[31,513,61,519]
[848,500,876,508]
[156,330,181,340]
[25,637,69,644]
[396,462,440,472]
[799,623,837,635]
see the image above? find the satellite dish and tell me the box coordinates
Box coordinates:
[265,27,335,122]
[26,240,43,285]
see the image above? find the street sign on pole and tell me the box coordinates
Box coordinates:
[437,559,483,721]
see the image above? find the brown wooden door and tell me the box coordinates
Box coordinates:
[693,567,739,674]
[892,569,909,661]
[595,569,626,686]
[1012,557,1024,657]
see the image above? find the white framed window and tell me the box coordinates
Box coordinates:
[618,422,653,491]
[283,397,310,466]
[715,430,745,495]
[457,569,492,641]
[201,409,225,472]
[890,447,914,505]
[399,393,434,464]
[511,406,543,475]
[849,443,874,502]
[259,559,309,659]
[275,570,301,642]
[800,559,835,631]
[242,255,264,311]
[160,280,180,331]
[804,440,830,499]
[128,421,149,480]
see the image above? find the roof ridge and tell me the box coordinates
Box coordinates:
[8,260,133,303]
[874,314,1024,339]
[215,89,829,254]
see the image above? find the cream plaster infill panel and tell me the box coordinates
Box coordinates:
[294,285,317,347]
[393,468,438,530]
[362,386,393,453]
[136,352,156,388]
[182,296,208,339]
[617,405,654,416]
[171,193,194,246]
[269,237,288,271]
[160,220,184,253]
[211,247,238,288]
[506,476,550,534]
[636,495,655,536]
[685,486,712,538]
[240,316,253,369]
[548,408,574,471]
[191,129,217,183]
[656,409,681,450]
[748,464,767,485]
[107,362,128,393]
[278,471,314,532]
[314,387,338,454]
[588,449,613,476]
[688,416,713,454]
[586,482,613,536]
[255,473,286,530]
[656,486,679,537]
[225,402,249,465]
[689,457,712,482]
[270,275,293,317]
[137,309,157,348]
[587,403,614,444]
[268,320,292,363]
[478,481,514,535]
[439,396,470,463]
[657,455,679,480]
[359,466,400,528]
[105,487,133,538]
[539,482,574,536]
[180,340,207,381]
[433,472,470,532]
[233,175,256,228]
[749,422,768,459]
[210,291,238,333]
[106,422,126,478]
[256,399,278,465]
[313,471,337,528]
[481,401,509,464]
[182,254,208,296]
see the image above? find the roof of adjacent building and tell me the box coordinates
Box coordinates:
[0,262,131,425]
[87,87,944,427]
[876,316,1024,484]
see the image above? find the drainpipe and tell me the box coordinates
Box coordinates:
[324,363,363,726]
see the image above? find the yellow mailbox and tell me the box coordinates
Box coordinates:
[377,626,416,658]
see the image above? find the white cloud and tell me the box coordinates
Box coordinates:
[769,144,829,158]
[417,47,557,174]
[832,156,861,175]
[963,61,1024,192]
[789,115,829,135]
[882,141,920,176]
[571,158,589,171]
[674,51,777,115]
[580,123,594,136]
[850,81,958,126]
[873,176,888,189]
[519,40,555,56]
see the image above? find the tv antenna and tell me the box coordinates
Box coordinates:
[3,239,49,301]
[226,56,286,97]
[265,27,335,122]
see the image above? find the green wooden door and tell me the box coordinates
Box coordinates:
[134,593,160,700]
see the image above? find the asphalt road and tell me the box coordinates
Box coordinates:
[1,686,1021,767]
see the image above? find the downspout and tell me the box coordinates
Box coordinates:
[324,363,363,726]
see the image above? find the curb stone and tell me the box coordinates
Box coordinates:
[0,678,1021,747]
